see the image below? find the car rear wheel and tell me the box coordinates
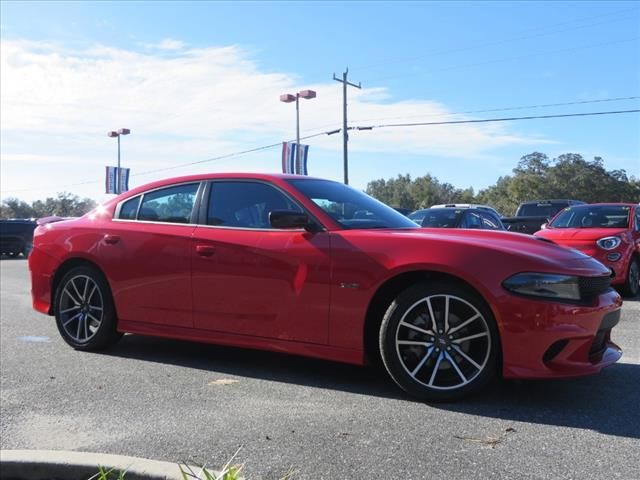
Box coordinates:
[622,257,640,297]
[54,266,122,350]
[379,282,499,402]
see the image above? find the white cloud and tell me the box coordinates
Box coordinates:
[0,39,549,200]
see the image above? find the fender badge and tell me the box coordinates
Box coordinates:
[340,282,360,289]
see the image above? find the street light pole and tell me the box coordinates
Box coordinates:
[107,128,131,194]
[296,95,300,167]
[280,90,316,171]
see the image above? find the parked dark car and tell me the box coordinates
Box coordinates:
[501,199,585,234]
[0,219,37,257]
[409,205,505,230]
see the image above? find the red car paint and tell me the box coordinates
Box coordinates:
[535,203,640,288]
[29,173,622,380]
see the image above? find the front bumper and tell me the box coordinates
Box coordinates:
[499,289,623,379]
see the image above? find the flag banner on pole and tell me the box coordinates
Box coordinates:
[281,142,309,175]
[105,166,131,194]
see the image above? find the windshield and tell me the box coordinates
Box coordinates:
[414,208,464,228]
[518,203,568,218]
[288,178,419,230]
[549,205,630,229]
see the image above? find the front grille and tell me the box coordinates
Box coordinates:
[579,275,611,300]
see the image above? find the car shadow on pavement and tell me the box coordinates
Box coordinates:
[103,334,640,439]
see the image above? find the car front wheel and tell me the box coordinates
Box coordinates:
[379,282,499,402]
[622,257,640,297]
[54,266,122,350]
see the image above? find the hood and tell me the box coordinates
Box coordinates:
[359,227,612,277]
[536,227,627,242]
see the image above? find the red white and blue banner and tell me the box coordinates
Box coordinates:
[105,166,130,194]
[281,142,309,175]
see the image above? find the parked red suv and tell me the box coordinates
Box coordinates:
[535,203,640,297]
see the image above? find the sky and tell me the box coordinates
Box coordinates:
[1,0,639,203]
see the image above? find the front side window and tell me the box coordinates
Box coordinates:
[460,211,482,229]
[635,209,640,232]
[207,181,302,228]
[288,178,418,230]
[138,183,199,223]
[550,205,631,229]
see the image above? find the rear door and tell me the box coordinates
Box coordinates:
[191,180,331,344]
[104,182,201,328]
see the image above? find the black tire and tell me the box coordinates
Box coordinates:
[379,282,499,402]
[621,257,640,298]
[54,265,122,351]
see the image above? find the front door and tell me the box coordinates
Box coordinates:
[191,180,331,344]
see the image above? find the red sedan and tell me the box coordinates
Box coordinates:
[29,173,622,401]
[535,203,640,297]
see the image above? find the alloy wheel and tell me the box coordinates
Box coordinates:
[58,274,104,343]
[394,294,491,391]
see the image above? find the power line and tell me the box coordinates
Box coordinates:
[352,109,640,130]
[355,6,640,72]
[348,96,640,124]
[364,36,640,84]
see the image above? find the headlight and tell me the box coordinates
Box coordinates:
[503,273,580,300]
[596,236,621,250]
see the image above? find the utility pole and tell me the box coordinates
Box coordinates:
[333,68,361,185]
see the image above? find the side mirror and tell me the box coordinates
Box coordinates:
[269,210,312,230]
[540,223,547,230]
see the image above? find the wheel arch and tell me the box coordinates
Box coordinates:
[49,257,111,315]
[363,269,501,366]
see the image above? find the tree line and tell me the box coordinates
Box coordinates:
[0,192,97,219]
[366,152,640,216]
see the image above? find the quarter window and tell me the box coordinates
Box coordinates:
[118,196,141,220]
[207,181,302,228]
[138,183,199,224]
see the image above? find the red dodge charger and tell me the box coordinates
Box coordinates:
[29,173,622,401]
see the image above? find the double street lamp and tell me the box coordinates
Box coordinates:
[280,89,316,167]
[107,128,131,194]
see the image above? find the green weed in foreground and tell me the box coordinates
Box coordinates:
[90,466,127,480]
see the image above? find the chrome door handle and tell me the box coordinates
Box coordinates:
[104,234,120,245]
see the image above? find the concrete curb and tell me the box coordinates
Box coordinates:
[0,450,224,480]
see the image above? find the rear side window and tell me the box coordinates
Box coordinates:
[118,196,140,220]
[138,183,199,224]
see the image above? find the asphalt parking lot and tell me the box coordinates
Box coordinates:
[1,258,639,480]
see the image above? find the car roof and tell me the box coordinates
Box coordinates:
[562,203,637,207]
[113,172,329,198]
[520,199,585,205]
[429,204,498,212]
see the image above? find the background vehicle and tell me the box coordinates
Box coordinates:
[0,219,37,257]
[29,173,621,402]
[409,205,505,230]
[392,207,413,216]
[535,203,640,297]
[501,199,585,234]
